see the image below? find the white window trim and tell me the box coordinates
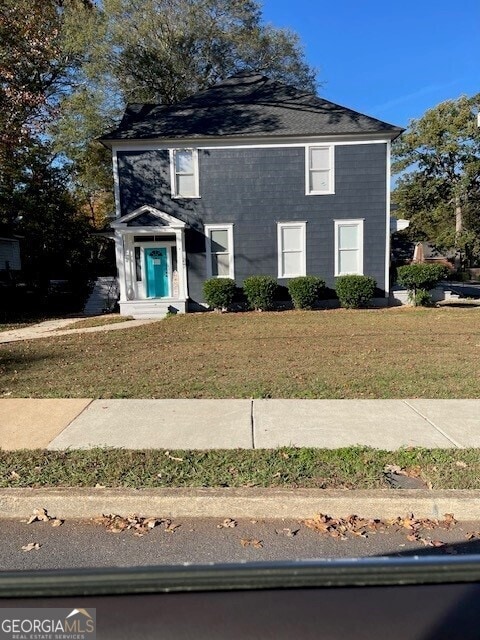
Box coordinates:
[334,219,364,276]
[205,223,235,279]
[277,221,307,279]
[305,144,335,195]
[169,148,200,199]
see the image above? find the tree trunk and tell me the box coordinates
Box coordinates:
[455,194,463,235]
[454,194,463,269]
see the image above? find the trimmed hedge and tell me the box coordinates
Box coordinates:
[287,276,326,310]
[397,263,449,306]
[397,263,449,292]
[335,275,376,309]
[243,275,279,311]
[203,278,236,311]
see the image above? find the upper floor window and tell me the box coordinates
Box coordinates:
[170,148,199,198]
[205,224,234,279]
[334,219,364,276]
[277,222,306,278]
[306,145,334,195]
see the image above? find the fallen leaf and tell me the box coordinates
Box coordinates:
[145,517,160,529]
[50,519,63,527]
[95,483,106,489]
[455,461,468,468]
[240,538,263,548]
[94,513,168,535]
[164,522,181,533]
[22,542,41,551]
[217,518,237,529]
[10,471,20,480]
[443,513,457,529]
[27,508,52,524]
[384,464,404,474]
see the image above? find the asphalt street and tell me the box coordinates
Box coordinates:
[2,517,480,571]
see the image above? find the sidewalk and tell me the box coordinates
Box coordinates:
[0,317,159,343]
[1,398,479,451]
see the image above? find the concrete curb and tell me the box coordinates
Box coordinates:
[1,488,480,520]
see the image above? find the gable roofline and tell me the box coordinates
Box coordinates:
[100,74,404,144]
[111,205,186,228]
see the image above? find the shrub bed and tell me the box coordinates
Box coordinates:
[243,275,279,311]
[287,276,326,309]
[335,275,376,309]
[203,278,236,311]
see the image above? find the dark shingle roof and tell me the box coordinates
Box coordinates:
[100,74,403,142]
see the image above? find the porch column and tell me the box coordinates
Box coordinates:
[114,231,127,302]
[175,228,189,300]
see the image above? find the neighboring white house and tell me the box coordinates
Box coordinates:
[0,237,21,272]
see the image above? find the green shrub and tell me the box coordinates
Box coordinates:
[397,263,449,306]
[243,275,279,311]
[335,275,376,309]
[412,289,433,307]
[203,278,236,311]
[287,276,326,310]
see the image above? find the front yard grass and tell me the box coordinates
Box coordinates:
[1,307,479,398]
[1,447,479,489]
[58,315,133,330]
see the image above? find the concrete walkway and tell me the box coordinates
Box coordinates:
[1,398,479,451]
[0,316,160,343]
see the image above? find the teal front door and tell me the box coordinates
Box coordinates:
[145,247,169,298]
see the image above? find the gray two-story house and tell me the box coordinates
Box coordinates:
[100,73,403,317]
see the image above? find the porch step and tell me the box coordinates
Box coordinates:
[119,299,187,319]
[84,277,119,316]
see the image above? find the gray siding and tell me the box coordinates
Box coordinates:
[117,144,387,303]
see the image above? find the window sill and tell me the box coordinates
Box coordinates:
[306,190,335,196]
[171,195,202,200]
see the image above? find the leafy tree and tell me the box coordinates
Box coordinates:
[392,95,480,266]
[9,142,98,287]
[101,0,316,104]
[0,0,95,226]
[53,0,318,210]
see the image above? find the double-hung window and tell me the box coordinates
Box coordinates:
[205,224,234,279]
[306,145,334,195]
[170,148,199,198]
[277,222,306,278]
[334,219,364,276]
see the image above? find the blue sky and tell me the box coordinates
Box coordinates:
[262,0,479,127]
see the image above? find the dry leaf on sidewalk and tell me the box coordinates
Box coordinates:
[22,542,41,552]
